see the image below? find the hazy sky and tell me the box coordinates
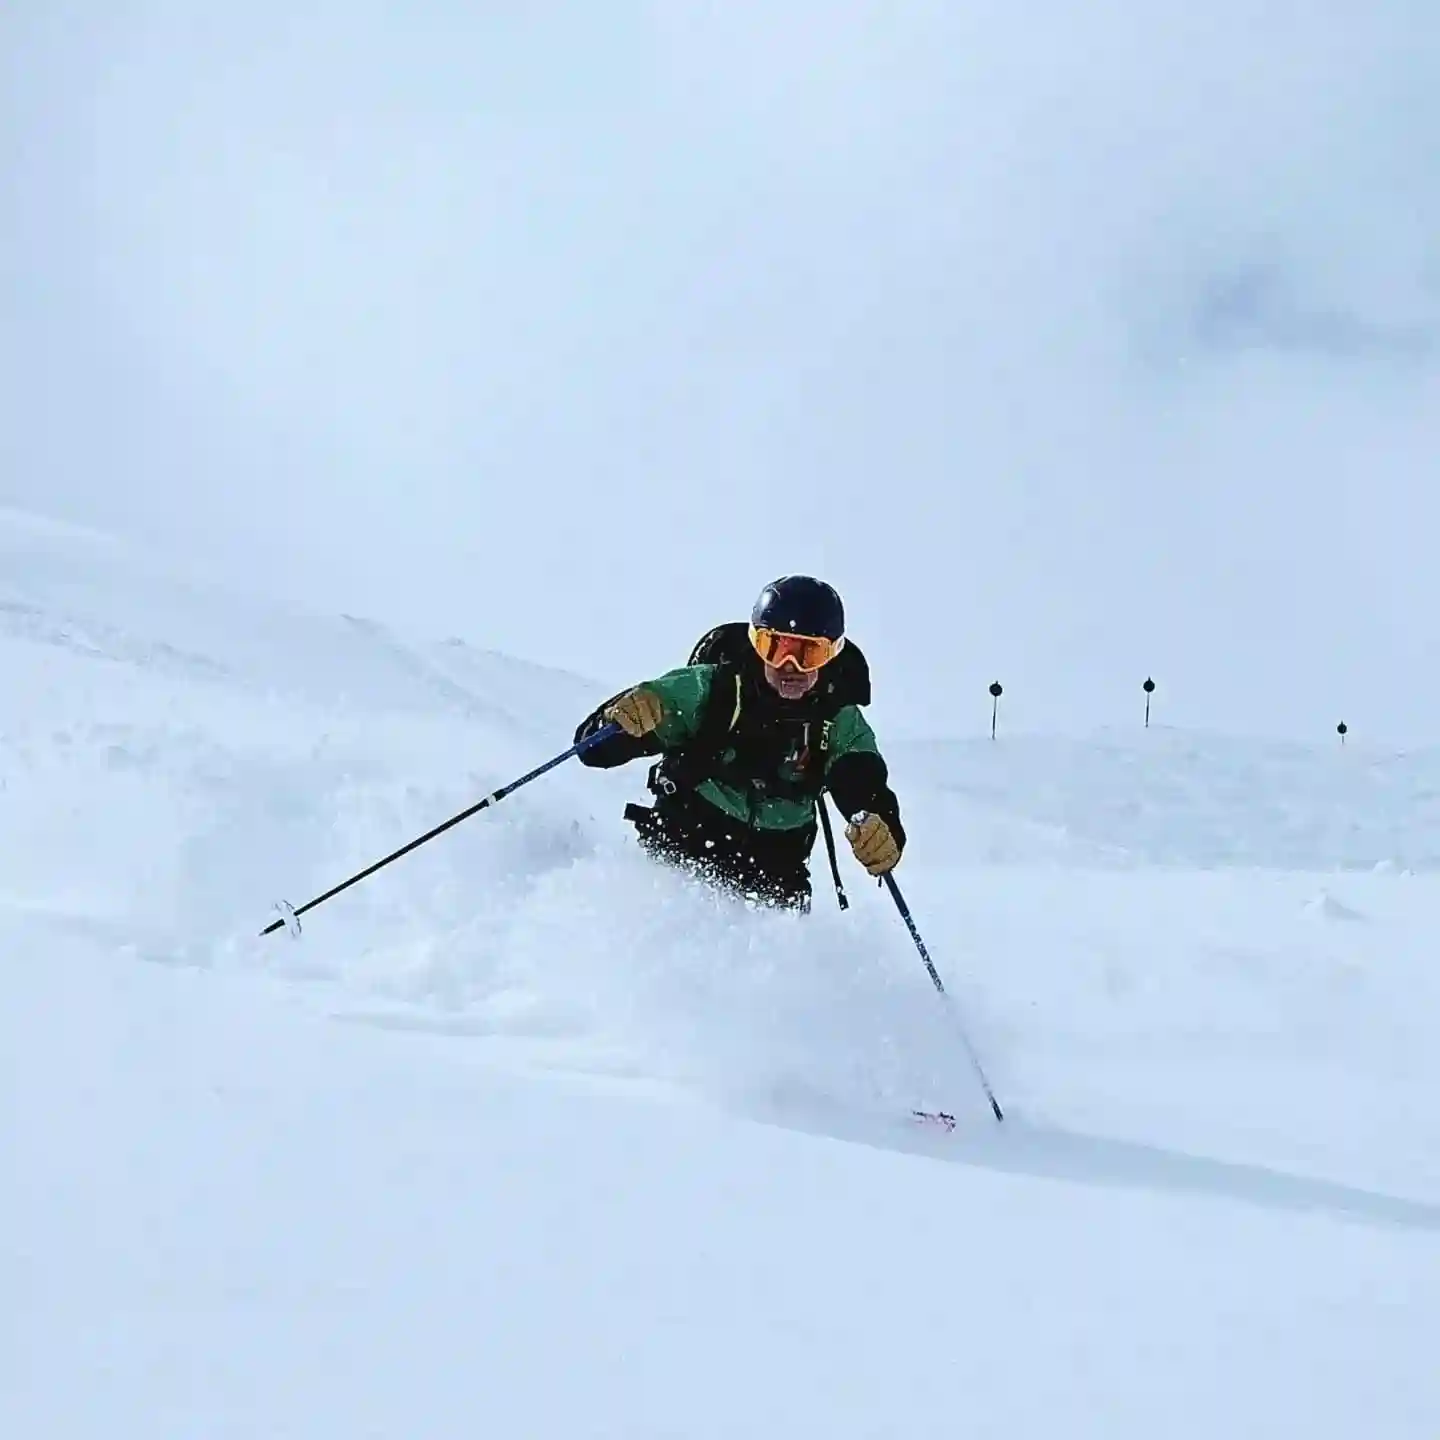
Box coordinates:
[4,1,1439,740]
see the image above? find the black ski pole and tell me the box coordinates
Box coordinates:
[816,797,850,910]
[883,871,1005,1122]
[260,723,620,937]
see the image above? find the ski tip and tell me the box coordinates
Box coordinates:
[912,1101,1005,1130]
[911,1109,957,1133]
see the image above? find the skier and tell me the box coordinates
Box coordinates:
[574,575,905,909]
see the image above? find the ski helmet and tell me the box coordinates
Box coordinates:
[750,574,846,648]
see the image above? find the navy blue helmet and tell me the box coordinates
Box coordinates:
[750,575,845,641]
[754,576,840,639]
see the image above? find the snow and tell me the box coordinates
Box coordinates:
[2,514,1438,1437]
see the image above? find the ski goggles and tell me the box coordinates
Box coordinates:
[748,624,845,672]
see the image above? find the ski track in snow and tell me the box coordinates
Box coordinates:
[3,512,1439,1436]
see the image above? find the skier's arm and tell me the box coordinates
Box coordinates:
[574,666,715,769]
[823,707,906,852]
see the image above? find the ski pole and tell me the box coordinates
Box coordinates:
[260,724,620,937]
[883,871,1005,1122]
[816,797,850,910]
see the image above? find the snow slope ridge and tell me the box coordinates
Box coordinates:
[3,509,1439,1435]
[0,505,602,722]
[897,728,1440,871]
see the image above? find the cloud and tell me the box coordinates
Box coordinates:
[3,1,1438,739]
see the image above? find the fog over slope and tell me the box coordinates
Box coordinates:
[4,2,1438,739]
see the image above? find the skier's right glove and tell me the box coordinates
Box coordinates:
[604,687,665,738]
[846,812,901,876]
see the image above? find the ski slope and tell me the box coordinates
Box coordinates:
[4,511,1439,1437]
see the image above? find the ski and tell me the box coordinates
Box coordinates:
[911,1109,957,1132]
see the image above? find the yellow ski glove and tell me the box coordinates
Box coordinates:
[604,687,665,739]
[846,812,900,876]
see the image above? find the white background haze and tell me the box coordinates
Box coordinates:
[4,1,1439,740]
[4,9,1440,1429]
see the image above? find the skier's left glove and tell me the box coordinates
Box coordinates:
[846,812,900,876]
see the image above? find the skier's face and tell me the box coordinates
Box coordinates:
[763,661,819,700]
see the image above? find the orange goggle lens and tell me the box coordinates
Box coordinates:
[748,624,844,672]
